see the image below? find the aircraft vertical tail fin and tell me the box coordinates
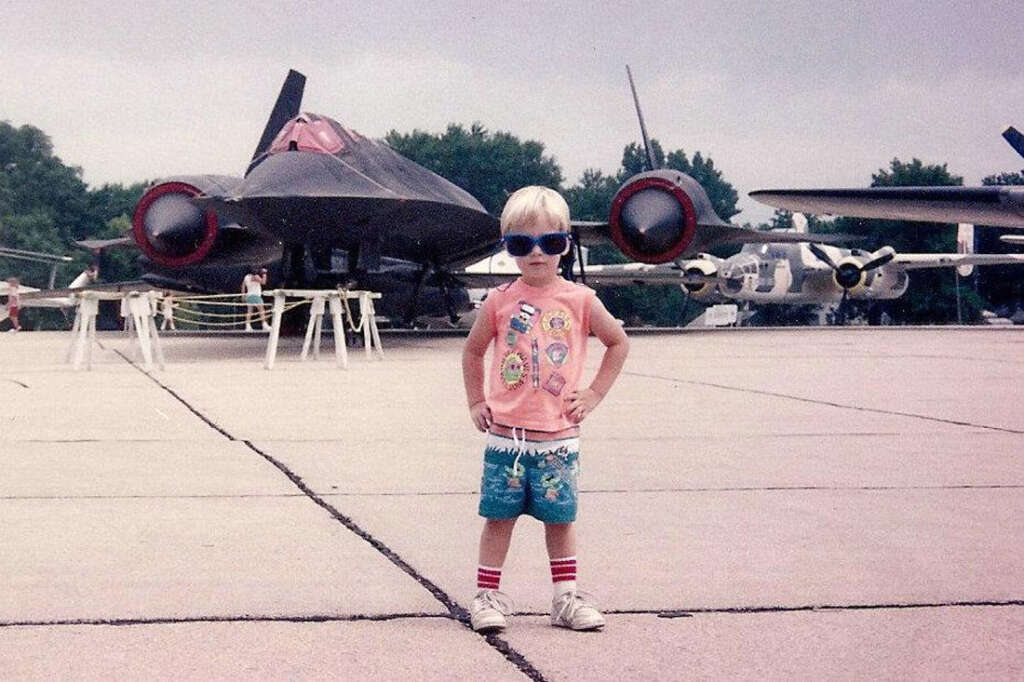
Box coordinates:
[957,223,975,277]
[625,65,657,171]
[1003,126,1024,160]
[247,69,307,175]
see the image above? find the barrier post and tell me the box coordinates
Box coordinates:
[328,293,348,369]
[264,291,286,370]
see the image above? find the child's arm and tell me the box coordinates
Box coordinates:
[566,298,629,423]
[462,302,496,432]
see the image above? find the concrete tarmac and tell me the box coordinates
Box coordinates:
[1,328,1022,680]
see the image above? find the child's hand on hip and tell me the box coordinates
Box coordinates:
[469,401,493,432]
[566,388,602,423]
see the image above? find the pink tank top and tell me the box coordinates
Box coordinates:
[484,277,596,431]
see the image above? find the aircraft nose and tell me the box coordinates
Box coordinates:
[143,193,210,257]
[616,188,687,257]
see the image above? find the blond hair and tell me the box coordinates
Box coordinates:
[499,186,570,235]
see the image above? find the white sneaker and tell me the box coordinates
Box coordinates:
[245,324,253,332]
[551,590,605,631]
[470,589,512,632]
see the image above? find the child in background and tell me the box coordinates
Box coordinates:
[5,277,22,332]
[462,186,629,632]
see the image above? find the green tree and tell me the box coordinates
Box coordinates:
[1,122,145,303]
[385,123,563,215]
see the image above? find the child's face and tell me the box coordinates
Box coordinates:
[505,219,568,285]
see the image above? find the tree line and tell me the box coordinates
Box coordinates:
[2,119,1022,328]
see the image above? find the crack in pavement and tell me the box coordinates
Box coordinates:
[6,598,1022,630]
[624,371,1024,435]
[8,483,1023,503]
[112,349,549,682]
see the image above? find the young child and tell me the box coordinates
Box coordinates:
[462,186,629,632]
[5,277,22,332]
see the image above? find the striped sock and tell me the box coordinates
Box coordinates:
[477,565,502,591]
[550,556,577,596]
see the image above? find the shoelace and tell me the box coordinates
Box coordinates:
[477,590,513,616]
[552,591,598,623]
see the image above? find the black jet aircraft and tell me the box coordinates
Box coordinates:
[750,126,1024,228]
[129,68,846,321]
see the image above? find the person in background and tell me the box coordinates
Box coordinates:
[160,291,177,330]
[242,267,268,331]
[5,277,22,332]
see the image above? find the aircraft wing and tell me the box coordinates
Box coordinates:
[893,253,1024,270]
[18,280,157,302]
[74,237,135,251]
[750,186,1024,228]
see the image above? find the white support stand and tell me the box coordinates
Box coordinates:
[263,291,286,370]
[67,291,164,371]
[329,294,348,369]
[68,294,100,370]
[357,290,384,360]
[299,291,351,368]
[264,288,381,370]
[125,292,165,371]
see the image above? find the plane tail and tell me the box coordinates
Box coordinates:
[957,223,975,277]
[1003,125,1024,160]
[626,66,657,171]
[247,70,306,175]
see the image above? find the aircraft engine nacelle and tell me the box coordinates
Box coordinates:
[131,176,241,267]
[833,257,867,293]
[681,258,718,300]
[609,170,706,264]
[863,268,909,299]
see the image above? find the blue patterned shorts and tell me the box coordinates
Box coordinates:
[478,433,580,523]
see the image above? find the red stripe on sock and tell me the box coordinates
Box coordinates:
[477,566,502,590]
[550,558,577,583]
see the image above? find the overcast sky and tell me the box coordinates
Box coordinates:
[2,0,1021,224]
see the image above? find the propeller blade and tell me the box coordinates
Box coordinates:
[808,242,839,270]
[1003,125,1024,161]
[860,251,895,272]
[626,65,657,171]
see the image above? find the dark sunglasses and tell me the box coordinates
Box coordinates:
[503,232,571,257]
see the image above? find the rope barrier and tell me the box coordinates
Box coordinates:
[159,294,309,329]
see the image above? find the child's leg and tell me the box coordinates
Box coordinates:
[545,522,577,595]
[477,517,517,589]
[545,521,604,630]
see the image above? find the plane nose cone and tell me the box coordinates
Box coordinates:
[617,188,687,257]
[144,193,209,257]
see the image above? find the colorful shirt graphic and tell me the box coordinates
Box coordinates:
[482,277,596,431]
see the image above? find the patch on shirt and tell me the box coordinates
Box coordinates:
[510,301,538,334]
[541,309,571,337]
[545,341,568,366]
[499,350,528,389]
[543,371,566,396]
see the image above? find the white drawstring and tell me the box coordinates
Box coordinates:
[510,426,526,478]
